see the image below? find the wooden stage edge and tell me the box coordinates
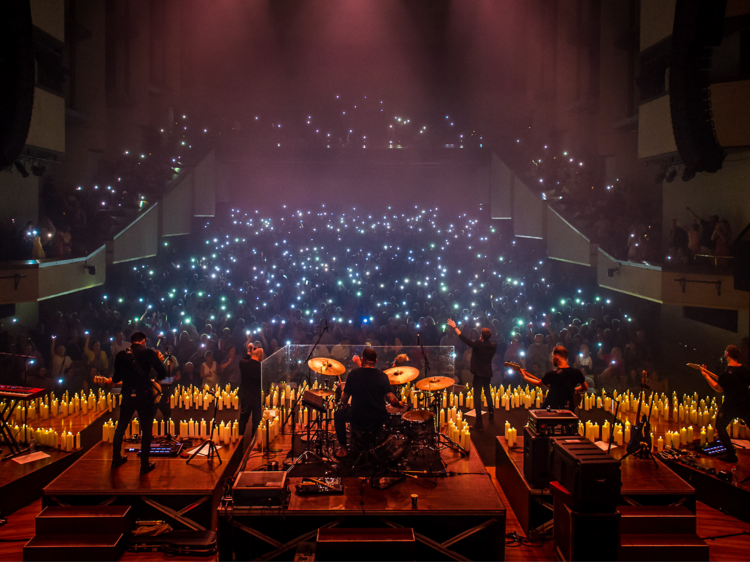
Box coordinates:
[219,430,507,562]
[42,437,244,531]
[0,406,111,515]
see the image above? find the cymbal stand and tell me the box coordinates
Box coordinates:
[282,322,327,466]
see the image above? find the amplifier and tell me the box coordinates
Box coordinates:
[233,471,287,507]
[523,426,570,489]
[550,437,621,512]
[528,409,579,436]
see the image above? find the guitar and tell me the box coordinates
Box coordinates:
[504,361,584,409]
[93,375,162,404]
[626,371,652,455]
[686,363,720,381]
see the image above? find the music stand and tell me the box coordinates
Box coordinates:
[186,389,222,465]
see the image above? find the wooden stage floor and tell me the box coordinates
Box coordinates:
[220,429,507,561]
[42,437,243,532]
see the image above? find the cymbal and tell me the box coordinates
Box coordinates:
[415,376,454,391]
[307,388,334,398]
[384,366,420,385]
[307,357,346,376]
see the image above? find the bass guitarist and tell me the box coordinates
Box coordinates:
[111,332,167,474]
[698,345,750,463]
[515,345,588,410]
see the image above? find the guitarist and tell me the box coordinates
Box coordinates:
[699,345,750,463]
[517,345,587,410]
[111,332,167,475]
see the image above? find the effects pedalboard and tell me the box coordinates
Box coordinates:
[295,477,344,495]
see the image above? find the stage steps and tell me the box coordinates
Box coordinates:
[618,506,708,561]
[619,505,696,534]
[23,506,130,561]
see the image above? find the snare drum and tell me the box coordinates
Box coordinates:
[402,409,435,439]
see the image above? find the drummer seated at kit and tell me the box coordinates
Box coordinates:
[334,348,406,458]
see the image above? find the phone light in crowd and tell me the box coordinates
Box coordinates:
[58,379,63,384]
[520,351,525,357]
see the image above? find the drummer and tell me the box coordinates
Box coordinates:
[334,348,407,458]
[391,353,416,370]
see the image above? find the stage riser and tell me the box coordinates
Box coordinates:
[619,535,709,562]
[619,506,696,535]
[22,534,124,562]
[665,459,750,522]
[35,505,131,536]
[1,408,109,516]
[221,515,505,562]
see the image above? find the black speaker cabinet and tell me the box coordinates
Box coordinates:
[523,426,552,489]
[550,437,621,512]
[552,485,620,562]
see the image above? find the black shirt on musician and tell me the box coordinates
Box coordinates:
[718,365,750,415]
[542,367,585,410]
[344,367,392,430]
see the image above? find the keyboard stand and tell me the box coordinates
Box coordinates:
[1,398,28,461]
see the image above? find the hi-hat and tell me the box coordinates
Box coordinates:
[307,357,346,376]
[384,366,419,385]
[415,376,454,391]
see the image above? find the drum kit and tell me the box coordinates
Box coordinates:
[295,358,467,466]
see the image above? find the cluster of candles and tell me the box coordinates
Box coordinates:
[504,423,519,447]
[101,416,240,444]
[10,424,81,451]
[256,409,282,452]
[5,388,120,424]
[446,417,472,451]
[170,384,239,411]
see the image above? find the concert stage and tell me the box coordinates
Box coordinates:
[219,430,506,561]
[43,434,244,531]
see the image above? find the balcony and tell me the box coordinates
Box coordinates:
[597,248,749,310]
[513,177,545,240]
[547,207,598,267]
[0,245,106,305]
[106,203,159,264]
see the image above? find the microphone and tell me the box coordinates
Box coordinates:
[417,333,422,346]
[324,319,329,332]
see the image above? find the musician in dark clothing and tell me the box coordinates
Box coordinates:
[110,332,167,474]
[700,345,750,463]
[518,346,588,410]
[447,319,496,430]
[238,346,263,440]
[334,348,405,458]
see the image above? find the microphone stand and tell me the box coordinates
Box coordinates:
[417,334,430,376]
[158,340,180,447]
[283,319,328,467]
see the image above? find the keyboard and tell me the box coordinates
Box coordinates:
[0,385,46,400]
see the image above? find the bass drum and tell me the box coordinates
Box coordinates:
[402,410,435,439]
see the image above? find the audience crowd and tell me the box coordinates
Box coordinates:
[1,205,664,398]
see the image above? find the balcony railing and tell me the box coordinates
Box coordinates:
[0,245,106,305]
